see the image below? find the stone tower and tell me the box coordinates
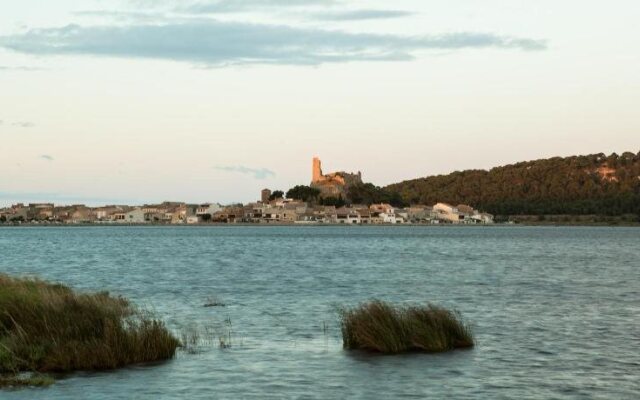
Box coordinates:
[310,157,362,198]
[312,157,323,183]
[261,188,271,203]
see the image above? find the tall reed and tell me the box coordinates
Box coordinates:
[0,274,179,376]
[340,300,474,354]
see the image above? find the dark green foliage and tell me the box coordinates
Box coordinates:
[319,196,346,207]
[510,214,639,225]
[0,275,179,376]
[0,216,5,223]
[269,190,284,201]
[386,151,640,216]
[286,185,321,202]
[347,183,407,207]
[340,300,474,354]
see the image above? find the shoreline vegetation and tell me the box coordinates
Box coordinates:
[341,301,474,354]
[1,274,477,390]
[0,275,179,388]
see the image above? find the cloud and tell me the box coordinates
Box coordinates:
[0,22,546,67]
[13,121,35,128]
[73,10,168,22]
[39,154,54,161]
[0,65,43,71]
[215,165,276,179]
[177,0,338,13]
[309,9,414,21]
[0,120,36,127]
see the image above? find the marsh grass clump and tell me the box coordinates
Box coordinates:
[0,274,180,383]
[340,300,474,354]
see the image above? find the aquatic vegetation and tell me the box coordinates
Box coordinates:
[203,295,226,307]
[0,373,54,388]
[218,316,233,349]
[0,274,180,385]
[340,300,474,354]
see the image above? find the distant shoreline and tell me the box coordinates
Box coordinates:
[1,222,638,228]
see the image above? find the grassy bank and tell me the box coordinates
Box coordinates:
[341,300,474,354]
[0,274,179,387]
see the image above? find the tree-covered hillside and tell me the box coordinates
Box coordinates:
[386,151,640,216]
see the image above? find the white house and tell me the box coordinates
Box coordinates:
[433,203,463,224]
[471,212,495,224]
[335,208,361,224]
[123,208,147,223]
[380,211,397,224]
[197,203,222,217]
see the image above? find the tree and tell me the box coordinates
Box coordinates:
[269,190,284,201]
[347,183,407,207]
[200,214,212,222]
[320,196,346,207]
[286,185,321,202]
[0,215,6,223]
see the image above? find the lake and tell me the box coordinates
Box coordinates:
[1,226,639,399]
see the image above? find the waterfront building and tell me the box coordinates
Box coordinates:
[196,203,222,220]
[433,203,463,224]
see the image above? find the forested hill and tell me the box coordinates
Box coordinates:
[386,151,640,216]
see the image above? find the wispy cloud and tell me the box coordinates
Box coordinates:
[13,121,35,128]
[0,22,546,67]
[129,1,410,21]
[0,65,43,71]
[73,10,168,22]
[309,9,414,21]
[215,165,276,179]
[177,0,337,13]
[39,154,54,161]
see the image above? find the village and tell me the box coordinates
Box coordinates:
[0,199,494,225]
[0,158,494,225]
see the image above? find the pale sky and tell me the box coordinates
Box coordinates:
[1,0,639,206]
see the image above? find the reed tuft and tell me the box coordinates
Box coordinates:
[0,274,179,385]
[340,300,474,354]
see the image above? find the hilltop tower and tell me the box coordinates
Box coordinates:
[310,157,363,198]
[312,157,323,183]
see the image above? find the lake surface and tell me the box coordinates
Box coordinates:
[1,226,639,399]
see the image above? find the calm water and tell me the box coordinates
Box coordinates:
[1,226,639,399]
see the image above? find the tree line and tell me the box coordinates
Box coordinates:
[385,151,640,216]
[268,183,407,208]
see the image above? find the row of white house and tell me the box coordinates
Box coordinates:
[110,202,493,225]
[2,201,493,225]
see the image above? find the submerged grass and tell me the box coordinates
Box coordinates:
[0,274,179,386]
[340,300,474,354]
[0,373,55,388]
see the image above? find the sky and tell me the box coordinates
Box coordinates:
[1,0,639,206]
